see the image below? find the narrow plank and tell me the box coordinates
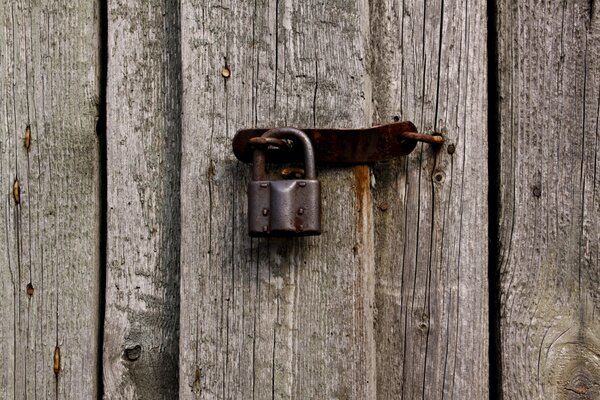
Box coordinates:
[102,0,181,398]
[496,1,600,398]
[0,0,101,398]
[179,0,377,398]
[370,0,489,398]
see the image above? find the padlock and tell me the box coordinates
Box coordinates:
[248,127,321,237]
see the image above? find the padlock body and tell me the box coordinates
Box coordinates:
[248,179,321,237]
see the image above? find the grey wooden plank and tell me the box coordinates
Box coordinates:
[370,0,489,398]
[496,1,600,398]
[0,0,101,398]
[102,0,181,398]
[178,0,378,398]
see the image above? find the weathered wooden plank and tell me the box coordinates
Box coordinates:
[0,0,101,398]
[496,1,600,398]
[102,0,181,398]
[179,0,378,398]
[369,0,489,398]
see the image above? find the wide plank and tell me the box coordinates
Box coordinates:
[0,1,101,398]
[178,0,377,398]
[496,1,600,398]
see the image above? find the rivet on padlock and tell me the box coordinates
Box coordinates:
[247,127,321,237]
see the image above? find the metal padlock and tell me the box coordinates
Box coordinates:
[248,127,321,237]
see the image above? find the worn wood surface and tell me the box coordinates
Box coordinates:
[7,0,600,398]
[370,0,489,398]
[102,0,181,398]
[0,0,101,398]
[496,1,600,398]
[178,0,378,398]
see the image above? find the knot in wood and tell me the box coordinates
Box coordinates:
[124,344,142,361]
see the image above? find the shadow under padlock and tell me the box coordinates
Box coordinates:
[247,128,321,237]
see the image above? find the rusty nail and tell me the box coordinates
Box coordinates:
[447,143,455,155]
[298,224,304,232]
[298,208,305,215]
[26,283,34,296]
[24,126,31,151]
[53,346,60,376]
[533,186,541,198]
[13,179,20,204]
[403,131,445,144]
[222,66,231,78]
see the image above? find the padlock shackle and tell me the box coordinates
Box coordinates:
[252,127,316,180]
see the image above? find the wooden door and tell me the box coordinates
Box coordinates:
[3,0,599,399]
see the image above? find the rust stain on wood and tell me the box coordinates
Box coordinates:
[352,165,377,398]
[353,165,370,213]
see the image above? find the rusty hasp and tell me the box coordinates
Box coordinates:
[232,121,444,165]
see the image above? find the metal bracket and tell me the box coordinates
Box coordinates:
[232,121,444,165]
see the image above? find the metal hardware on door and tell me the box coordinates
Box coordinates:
[235,121,443,237]
[232,121,444,165]
[247,127,321,237]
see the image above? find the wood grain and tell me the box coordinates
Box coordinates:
[0,0,101,398]
[370,0,489,398]
[496,0,600,398]
[103,0,182,398]
[178,0,378,398]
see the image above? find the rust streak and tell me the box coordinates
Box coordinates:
[353,165,371,212]
[352,164,377,398]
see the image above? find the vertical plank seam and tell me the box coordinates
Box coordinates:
[487,0,503,398]
[97,0,108,397]
[422,0,445,395]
